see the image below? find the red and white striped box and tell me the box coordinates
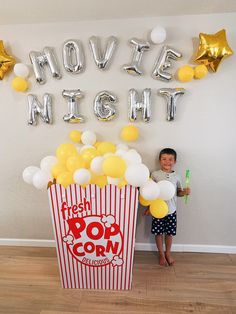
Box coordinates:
[48,184,139,290]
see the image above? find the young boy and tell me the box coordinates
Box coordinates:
[146,148,190,266]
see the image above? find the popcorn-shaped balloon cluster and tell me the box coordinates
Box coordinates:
[23,128,175,218]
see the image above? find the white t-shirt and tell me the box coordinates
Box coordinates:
[151,170,183,215]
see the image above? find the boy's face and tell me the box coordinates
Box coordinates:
[159,154,176,172]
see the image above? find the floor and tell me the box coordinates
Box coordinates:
[0,246,235,314]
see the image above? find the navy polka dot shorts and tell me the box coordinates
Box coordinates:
[151,212,177,236]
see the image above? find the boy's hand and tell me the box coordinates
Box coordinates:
[177,187,191,197]
[143,208,150,216]
[183,187,191,195]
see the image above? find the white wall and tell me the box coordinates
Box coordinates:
[0,13,235,248]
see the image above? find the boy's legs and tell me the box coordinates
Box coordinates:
[164,212,177,266]
[155,235,168,266]
[165,235,175,266]
[152,212,176,266]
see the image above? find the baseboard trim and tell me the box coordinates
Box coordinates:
[135,243,236,254]
[0,238,235,254]
[0,238,56,247]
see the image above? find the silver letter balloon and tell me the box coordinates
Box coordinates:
[29,47,61,84]
[27,94,53,125]
[123,38,151,76]
[152,46,182,81]
[94,91,117,121]
[158,88,185,121]
[62,89,85,123]
[63,39,85,74]
[89,36,118,70]
[128,88,151,122]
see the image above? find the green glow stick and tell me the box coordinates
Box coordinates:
[184,169,190,204]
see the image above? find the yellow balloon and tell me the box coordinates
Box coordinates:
[66,155,85,172]
[89,171,97,184]
[97,142,116,155]
[150,199,168,218]
[56,143,77,164]
[81,147,100,168]
[102,156,126,178]
[80,184,89,189]
[69,130,81,143]
[91,174,108,188]
[51,163,67,178]
[120,125,139,142]
[139,195,152,206]
[12,76,28,92]
[177,65,194,82]
[118,177,128,188]
[94,141,101,148]
[57,171,74,188]
[194,64,208,79]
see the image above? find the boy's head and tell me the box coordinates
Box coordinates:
[159,148,177,172]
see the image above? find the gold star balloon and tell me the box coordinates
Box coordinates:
[194,29,233,72]
[0,40,16,79]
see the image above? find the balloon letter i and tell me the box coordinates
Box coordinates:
[184,169,190,204]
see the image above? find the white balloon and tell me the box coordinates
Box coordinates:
[150,26,167,44]
[157,180,175,200]
[107,176,120,185]
[115,149,127,157]
[125,163,149,187]
[22,166,40,184]
[123,150,142,166]
[74,168,91,185]
[140,180,160,200]
[40,156,57,173]
[116,143,129,151]
[128,149,138,154]
[90,156,104,175]
[33,170,51,190]
[81,130,96,145]
[14,63,30,78]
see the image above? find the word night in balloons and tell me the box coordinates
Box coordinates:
[27,87,185,125]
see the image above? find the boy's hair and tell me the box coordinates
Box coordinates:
[159,148,177,161]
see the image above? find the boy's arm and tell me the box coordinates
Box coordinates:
[177,173,190,197]
[143,208,150,216]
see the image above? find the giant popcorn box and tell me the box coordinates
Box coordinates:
[48,183,139,290]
